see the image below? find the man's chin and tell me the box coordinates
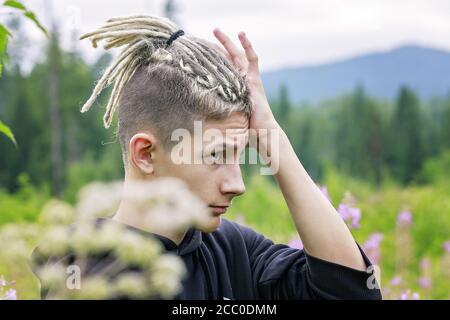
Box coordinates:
[196,215,222,233]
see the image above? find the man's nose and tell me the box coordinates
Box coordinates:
[219,164,246,197]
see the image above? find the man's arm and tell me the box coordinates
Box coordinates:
[229,220,381,299]
[213,29,366,271]
[266,126,367,271]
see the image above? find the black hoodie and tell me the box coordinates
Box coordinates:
[32,218,382,300]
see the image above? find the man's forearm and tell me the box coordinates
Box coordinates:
[264,124,367,271]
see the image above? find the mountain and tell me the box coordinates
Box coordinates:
[261,45,450,104]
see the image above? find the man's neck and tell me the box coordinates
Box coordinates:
[115,172,189,246]
[112,201,188,246]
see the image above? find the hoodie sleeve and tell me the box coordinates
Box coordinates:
[236,223,382,300]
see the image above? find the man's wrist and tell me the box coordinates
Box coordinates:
[256,117,281,133]
[253,122,288,174]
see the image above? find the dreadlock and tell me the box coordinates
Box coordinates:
[79,15,252,129]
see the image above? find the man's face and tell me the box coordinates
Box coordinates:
[153,111,249,232]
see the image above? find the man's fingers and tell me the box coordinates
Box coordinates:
[238,31,259,76]
[206,40,234,64]
[213,28,247,73]
[213,28,241,60]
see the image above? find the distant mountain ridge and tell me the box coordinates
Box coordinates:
[261,45,450,104]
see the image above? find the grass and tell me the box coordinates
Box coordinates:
[1,170,449,299]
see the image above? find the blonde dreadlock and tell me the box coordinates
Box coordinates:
[79,15,250,129]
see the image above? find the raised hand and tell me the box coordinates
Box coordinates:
[213,28,279,133]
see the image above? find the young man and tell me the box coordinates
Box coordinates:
[35,15,381,299]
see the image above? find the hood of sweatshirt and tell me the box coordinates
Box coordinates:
[150,226,203,255]
[104,218,202,255]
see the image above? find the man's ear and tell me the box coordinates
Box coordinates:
[129,132,158,175]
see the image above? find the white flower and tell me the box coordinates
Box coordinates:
[71,276,111,300]
[70,221,98,256]
[114,272,148,298]
[148,254,186,298]
[39,226,71,257]
[91,220,123,252]
[36,264,67,292]
[115,230,162,267]
[123,178,210,234]
[76,181,123,220]
[153,254,186,278]
[39,199,76,226]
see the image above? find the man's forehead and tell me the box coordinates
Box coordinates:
[203,128,249,147]
[203,112,249,130]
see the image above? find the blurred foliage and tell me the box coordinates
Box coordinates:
[0,0,47,144]
[0,173,49,225]
[419,149,450,185]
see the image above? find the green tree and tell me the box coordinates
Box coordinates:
[277,84,292,124]
[441,97,450,150]
[389,86,425,183]
[0,0,47,145]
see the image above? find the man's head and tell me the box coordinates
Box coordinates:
[80,15,253,231]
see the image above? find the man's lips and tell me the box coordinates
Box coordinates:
[208,205,229,215]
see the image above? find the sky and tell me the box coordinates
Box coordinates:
[5,0,450,72]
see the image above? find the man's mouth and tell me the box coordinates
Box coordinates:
[208,205,229,215]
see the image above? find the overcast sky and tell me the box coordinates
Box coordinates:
[10,0,450,72]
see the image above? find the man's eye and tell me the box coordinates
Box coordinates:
[209,150,224,163]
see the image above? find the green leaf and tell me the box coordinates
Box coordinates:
[23,11,47,36]
[3,0,26,10]
[0,26,9,59]
[0,23,12,37]
[3,1,47,36]
[0,24,10,77]
[0,120,17,147]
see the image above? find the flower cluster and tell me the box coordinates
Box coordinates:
[32,177,211,299]
[362,233,384,266]
[34,219,185,299]
[337,192,361,230]
[396,210,413,228]
[443,240,450,254]
[418,258,432,289]
[399,290,420,300]
[0,275,16,300]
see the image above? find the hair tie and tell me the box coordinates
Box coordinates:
[165,29,185,48]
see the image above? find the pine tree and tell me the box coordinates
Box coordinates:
[390,86,425,183]
[277,84,291,125]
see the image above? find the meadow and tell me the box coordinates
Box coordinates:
[1,165,449,299]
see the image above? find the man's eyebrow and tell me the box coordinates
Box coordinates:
[207,140,249,151]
